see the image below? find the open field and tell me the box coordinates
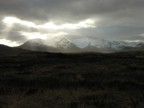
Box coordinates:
[0,51,144,108]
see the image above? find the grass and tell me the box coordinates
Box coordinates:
[0,51,144,108]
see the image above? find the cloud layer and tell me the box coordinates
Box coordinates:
[0,0,144,46]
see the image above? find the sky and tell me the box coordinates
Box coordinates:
[0,0,144,46]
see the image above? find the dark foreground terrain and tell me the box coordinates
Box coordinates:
[0,51,144,108]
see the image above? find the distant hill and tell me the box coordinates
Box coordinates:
[0,44,28,55]
[19,39,60,53]
[19,38,144,53]
[19,39,80,53]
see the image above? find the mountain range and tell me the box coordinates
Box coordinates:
[19,37,144,53]
[0,36,144,54]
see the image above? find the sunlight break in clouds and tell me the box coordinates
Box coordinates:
[3,17,36,27]
[3,17,96,30]
[0,39,20,47]
[39,19,96,29]
[124,40,144,43]
[20,32,68,40]
[1,16,97,43]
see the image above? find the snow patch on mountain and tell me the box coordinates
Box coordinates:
[20,36,144,53]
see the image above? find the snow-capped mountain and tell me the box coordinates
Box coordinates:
[72,38,126,49]
[54,37,80,52]
[72,38,144,51]
[19,37,144,53]
[54,37,78,49]
[20,38,80,53]
[20,39,60,52]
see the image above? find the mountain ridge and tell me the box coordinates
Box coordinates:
[18,37,144,53]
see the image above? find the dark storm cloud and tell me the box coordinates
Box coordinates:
[0,28,27,43]
[0,0,144,43]
[0,0,143,22]
[0,0,78,22]
[4,31,27,42]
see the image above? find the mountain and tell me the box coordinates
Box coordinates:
[19,39,60,53]
[20,38,80,53]
[75,38,144,52]
[110,41,144,52]
[54,37,80,52]
[0,44,12,51]
[0,44,27,55]
[19,37,144,53]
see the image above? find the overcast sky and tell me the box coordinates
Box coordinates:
[0,0,144,46]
